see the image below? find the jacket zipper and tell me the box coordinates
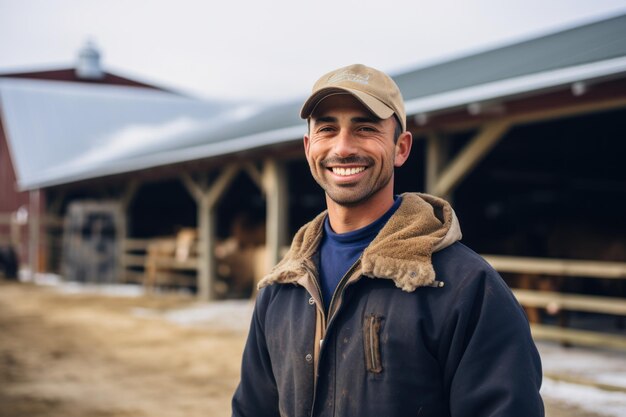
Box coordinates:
[327,258,361,320]
[301,262,325,417]
[309,258,361,417]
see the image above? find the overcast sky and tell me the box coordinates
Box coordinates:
[1,0,625,102]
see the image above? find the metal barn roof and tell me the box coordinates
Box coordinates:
[396,13,626,99]
[0,78,244,190]
[396,13,626,115]
[2,13,625,191]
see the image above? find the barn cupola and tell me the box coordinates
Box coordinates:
[75,40,104,80]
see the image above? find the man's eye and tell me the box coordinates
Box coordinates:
[358,126,376,132]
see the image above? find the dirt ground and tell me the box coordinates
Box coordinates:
[0,281,246,417]
[0,280,606,417]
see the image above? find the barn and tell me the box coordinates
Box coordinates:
[1,15,625,348]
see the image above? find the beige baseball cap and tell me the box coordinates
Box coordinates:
[300,64,406,132]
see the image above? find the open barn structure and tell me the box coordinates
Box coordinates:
[1,15,625,349]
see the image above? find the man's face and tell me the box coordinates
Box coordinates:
[303,94,410,207]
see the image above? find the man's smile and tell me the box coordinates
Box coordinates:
[329,166,367,176]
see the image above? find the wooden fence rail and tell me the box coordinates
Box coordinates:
[483,254,626,279]
[122,244,626,350]
[121,238,199,286]
[483,254,626,350]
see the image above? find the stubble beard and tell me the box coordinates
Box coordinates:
[311,156,394,208]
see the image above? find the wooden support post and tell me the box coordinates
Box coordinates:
[181,166,240,301]
[205,166,240,207]
[243,162,263,190]
[197,195,213,300]
[28,189,41,280]
[432,121,510,197]
[118,180,139,283]
[263,159,288,270]
[425,132,453,201]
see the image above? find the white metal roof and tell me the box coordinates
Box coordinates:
[0,78,258,190]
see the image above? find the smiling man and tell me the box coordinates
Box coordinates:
[232,64,544,417]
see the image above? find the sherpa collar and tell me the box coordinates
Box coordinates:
[258,192,462,292]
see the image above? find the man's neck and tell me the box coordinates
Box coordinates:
[326,190,395,234]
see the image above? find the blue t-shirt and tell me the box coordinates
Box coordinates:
[319,196,402,311]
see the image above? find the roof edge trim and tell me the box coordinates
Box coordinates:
[18,124,306,191]
[404,55,626,116]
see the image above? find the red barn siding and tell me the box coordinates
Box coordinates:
[0,117,29,211]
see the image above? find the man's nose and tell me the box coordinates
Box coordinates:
[332,130,357,157]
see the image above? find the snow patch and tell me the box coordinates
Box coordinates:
[19,270,63,285]
[133,300,254,332]
[541,379,626,417]
[163,300,254,331]
[19,269,145,297]
[538,341,626,416]
[55,282,145,297]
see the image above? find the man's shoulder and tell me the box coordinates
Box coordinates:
[432,242,505,286]
[434,241,489,265]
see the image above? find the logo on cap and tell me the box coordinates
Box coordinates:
[327,71,370,85]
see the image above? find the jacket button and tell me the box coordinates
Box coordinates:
[305,353,313,362]
[308,297,315,305]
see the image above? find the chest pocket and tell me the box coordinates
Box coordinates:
[363,314,384,373]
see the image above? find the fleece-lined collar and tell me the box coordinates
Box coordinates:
[258,193,462,292]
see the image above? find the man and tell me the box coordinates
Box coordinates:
[232,64,544,417]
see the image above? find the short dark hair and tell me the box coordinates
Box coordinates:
[392,116,402,143]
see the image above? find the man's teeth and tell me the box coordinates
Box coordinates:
[332,167,366,176]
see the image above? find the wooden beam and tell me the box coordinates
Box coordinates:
[543,372,626,394]
[28,189,41,279]
[180,172,205,203]
[513,289,626,316]
[120,179,140,209]
[197,196,213,300]
[410,94,626,136]
[530,324,626,351]
[425,132,441,195]
[263,159,288,269]
[425,132,453,201]
[205,165,240,207]
[123,239,152,250]
[197,165,240,301]
[483,254,626,279]
[117,180,139,283]
[121,254,147,268]
[243,162,264,191]
[507,96,626,128]
[180,167,239,300]
[432,121,510,196]
[152,257,199,270]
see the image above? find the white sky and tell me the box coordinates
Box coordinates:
[1,0,626,102]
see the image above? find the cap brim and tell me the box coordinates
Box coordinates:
[300,87,395,120]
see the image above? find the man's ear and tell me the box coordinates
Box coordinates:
[303,134,310,159]
[394,131,412,167]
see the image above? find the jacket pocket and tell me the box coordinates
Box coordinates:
[363,314,383,373]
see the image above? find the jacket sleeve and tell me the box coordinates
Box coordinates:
[439,256,544,417]
[232,288,280,417]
